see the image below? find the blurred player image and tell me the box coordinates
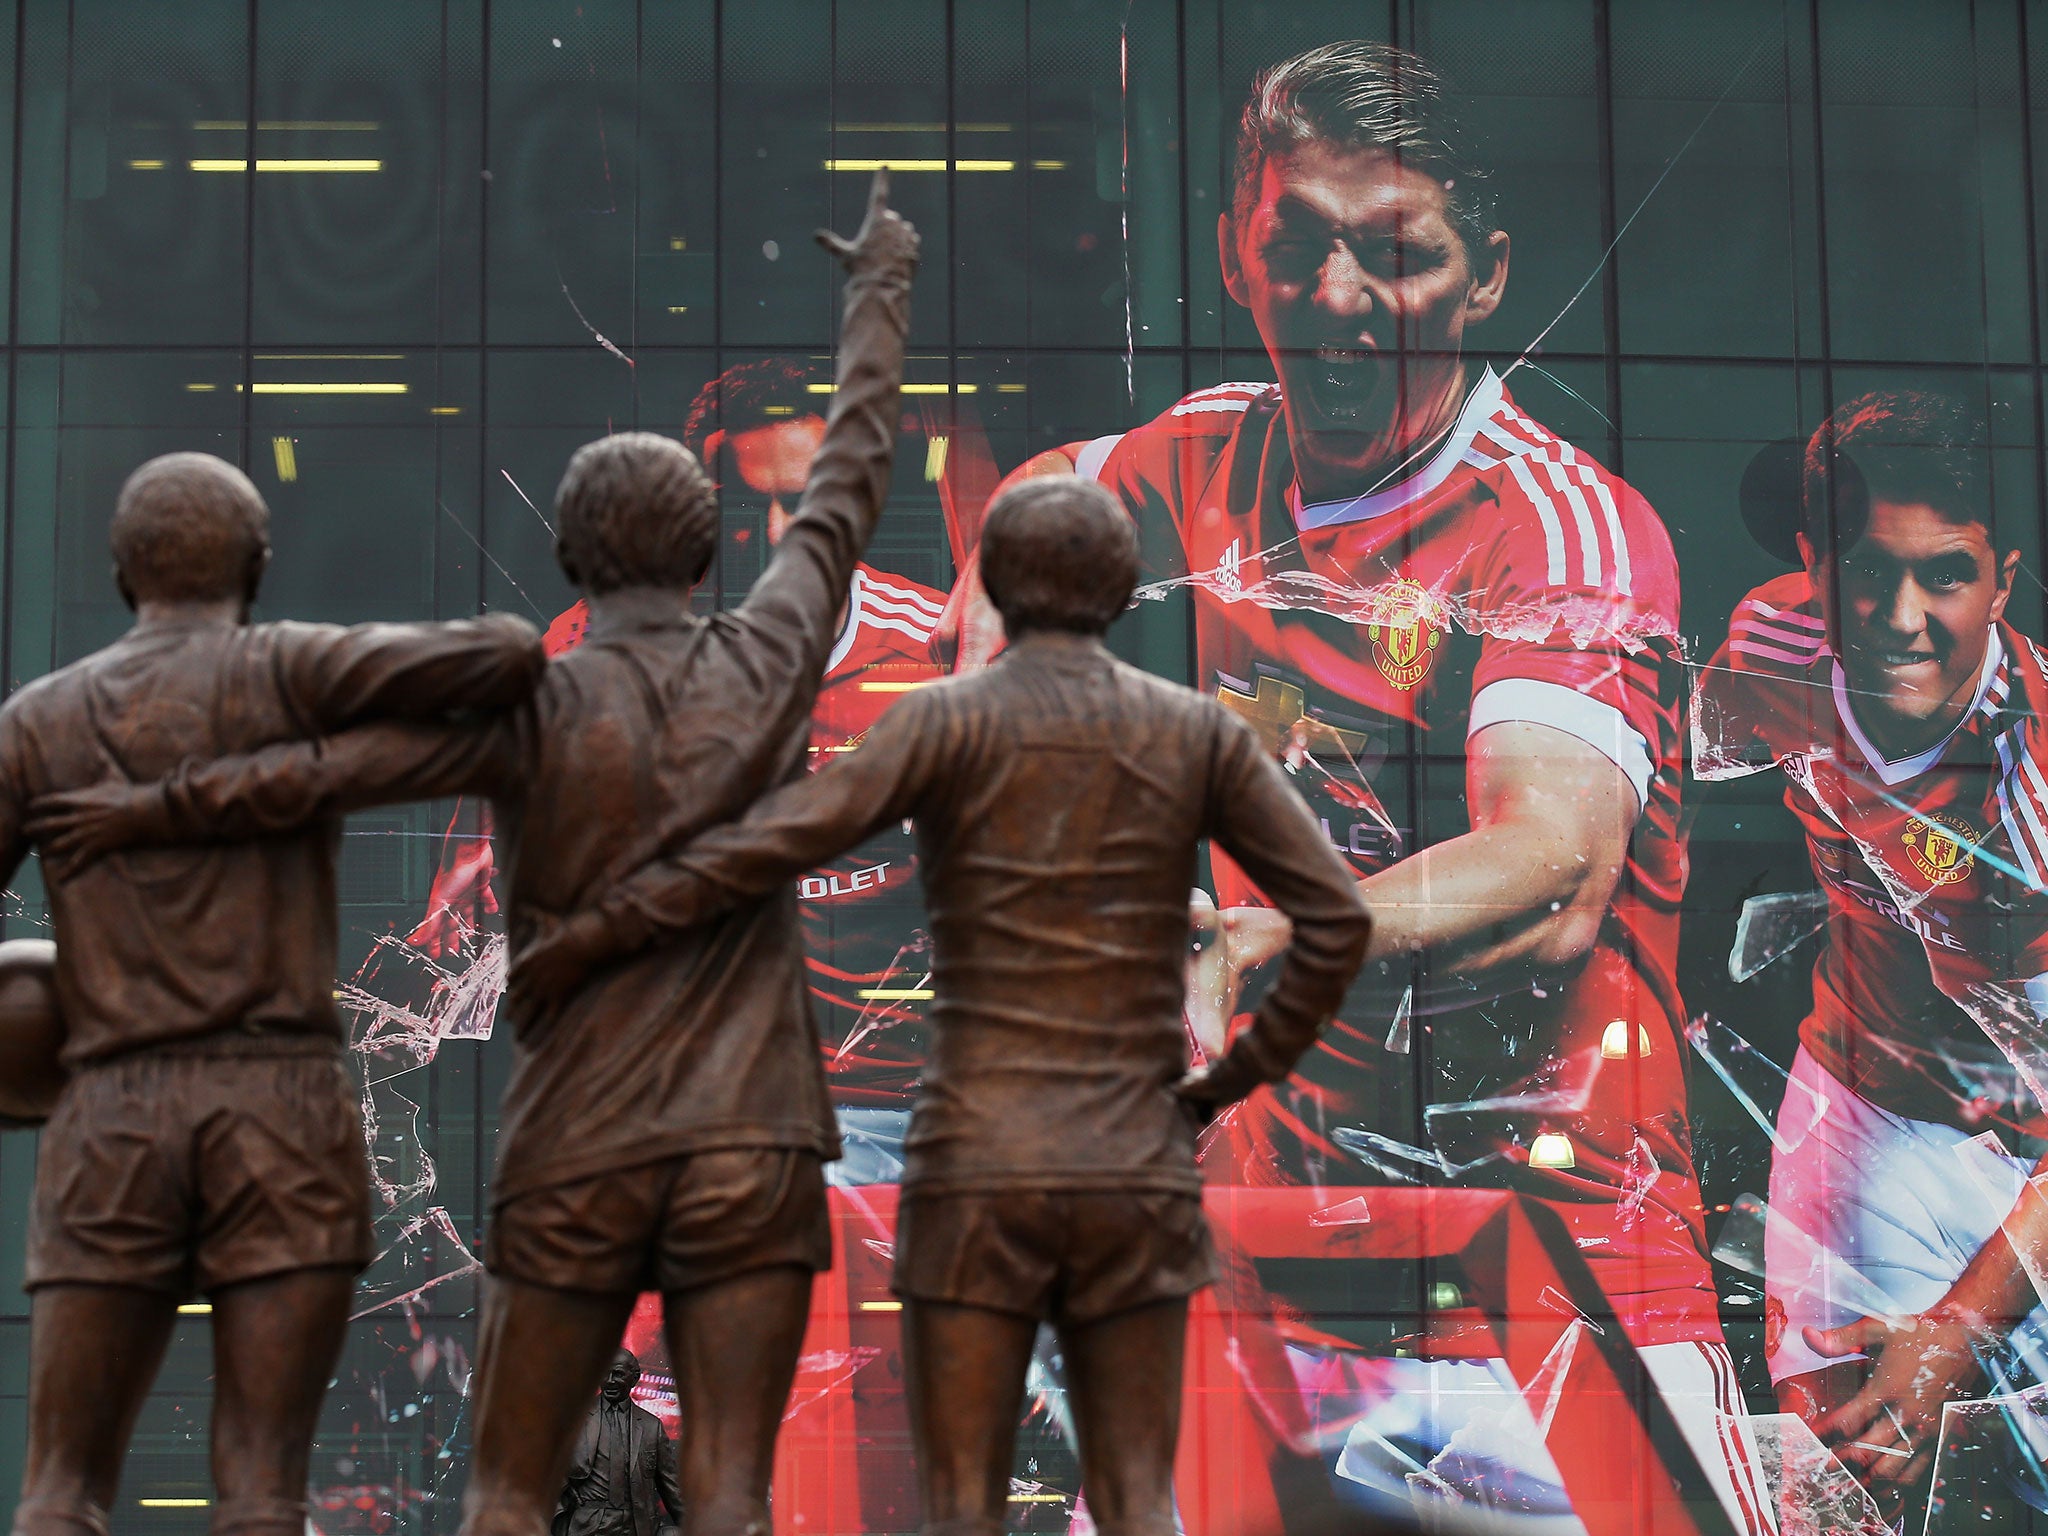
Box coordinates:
[1696,391,2048,1514]
[944,39,1765,1533]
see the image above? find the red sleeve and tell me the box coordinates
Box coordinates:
[1463,465,1682,809]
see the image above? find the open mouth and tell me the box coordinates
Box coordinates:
[1301,345,1381,421]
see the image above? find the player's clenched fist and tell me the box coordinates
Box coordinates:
[815,168,920,280]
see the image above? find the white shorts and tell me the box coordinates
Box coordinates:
[1334,1338,1776,1535]
[1764,1046,2048,1384]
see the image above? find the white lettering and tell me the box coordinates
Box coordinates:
[798,861,892,901]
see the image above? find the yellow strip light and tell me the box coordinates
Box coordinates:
[176,1302,212,1315]
[805,382,974,395]
[859,988,933,1001]
[189,159,382,173]
[822,158,1013,173]
[251,383,408,395]
[272,437,298,483]
[194,120,380,131]
[139,1500,211,1509]
[128,158,165,170]
[429,406,463,416]
[859,681,932,693]
[835,123,1012,133]
[858,1300,903,1311]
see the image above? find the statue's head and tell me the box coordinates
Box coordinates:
[110,452,271,614]
[554,432,719,596]
[978,477,1138,638]
[602,1348,640,1403]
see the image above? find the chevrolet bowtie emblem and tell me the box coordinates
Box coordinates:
[1215,672,1371,761]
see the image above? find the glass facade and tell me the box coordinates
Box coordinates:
[6,1,2048,1531]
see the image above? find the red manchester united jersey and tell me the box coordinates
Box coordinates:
[545,564,945,1106]
[1696,571,2048,1130]
[1078,369,1714,1345]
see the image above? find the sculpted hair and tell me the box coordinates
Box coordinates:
[1802,391,1992,557]
[1233,41,1497,258]
[978,477,1138,636]
[554,432,719,594]
[682,358,820,462]
[109,452,270,606]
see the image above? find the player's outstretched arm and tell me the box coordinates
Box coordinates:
[509,691,943,1005]
[1176,714,1373,1113]
[25,717,518,877]
[739,170,918,672]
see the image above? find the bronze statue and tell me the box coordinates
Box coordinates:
[28,171,918,1536]
[503,477,1374,1536]
[553,1351,683,1536]
[0,451,545,1536]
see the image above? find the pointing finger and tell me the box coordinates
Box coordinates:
[866,166,891,219]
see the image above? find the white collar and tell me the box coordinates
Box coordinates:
[1289,368,1504,531]
[1829,629,2004,786]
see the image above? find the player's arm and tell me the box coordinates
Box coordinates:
[1360,721,1636,972]
[1805,960,2048,1486]
[1802,1166,2046,1488]
[281,612,545,731]
[737,171,917,671]
[1177,715,1374,1111]
[25,716,520,874]
[934,447,1085,671]
[509,691,944,1002]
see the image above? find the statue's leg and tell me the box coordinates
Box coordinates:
[662,1264,815,1536]
[207,1267,354,1536]
[1058,1297,1189,1536]
[460,1276,635,1536]
[901,1299,1039,1536]
[12,1284,178,1536]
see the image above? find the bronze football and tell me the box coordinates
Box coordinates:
[0,939,63,1126]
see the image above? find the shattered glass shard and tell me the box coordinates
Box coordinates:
[350,1207,482,1320]
[1727,888,1830,983]
[1686,1015,1794,1152]
[1385,983,1413,1055]
[1615,1134,1659,1232]
[1520,1318,1590,1440]
[1309,1195,1373,1228]
[1330,1126,1444,1181]
[780,1347,882,1422]
[1736,1413,1889,1536]
[1711,1193,1904,1326]
[1923,1381,2048,1532]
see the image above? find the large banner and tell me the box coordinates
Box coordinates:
[30,8,2048,1536]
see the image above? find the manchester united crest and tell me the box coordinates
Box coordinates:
[1367,580,1441,691]
[1901,810,1978,886]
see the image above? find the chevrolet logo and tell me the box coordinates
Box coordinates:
[1216,671,1372,761]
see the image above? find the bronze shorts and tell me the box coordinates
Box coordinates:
[26,1042,374,1295]
[893,1187,1215,1324]
[487,1147,831,1295]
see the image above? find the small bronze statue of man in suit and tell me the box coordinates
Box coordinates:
[554,1350,683,1536]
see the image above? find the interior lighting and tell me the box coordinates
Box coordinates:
[1599,1019,1653,1060]
[189,159,382,173]
[822,158,1014,173]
